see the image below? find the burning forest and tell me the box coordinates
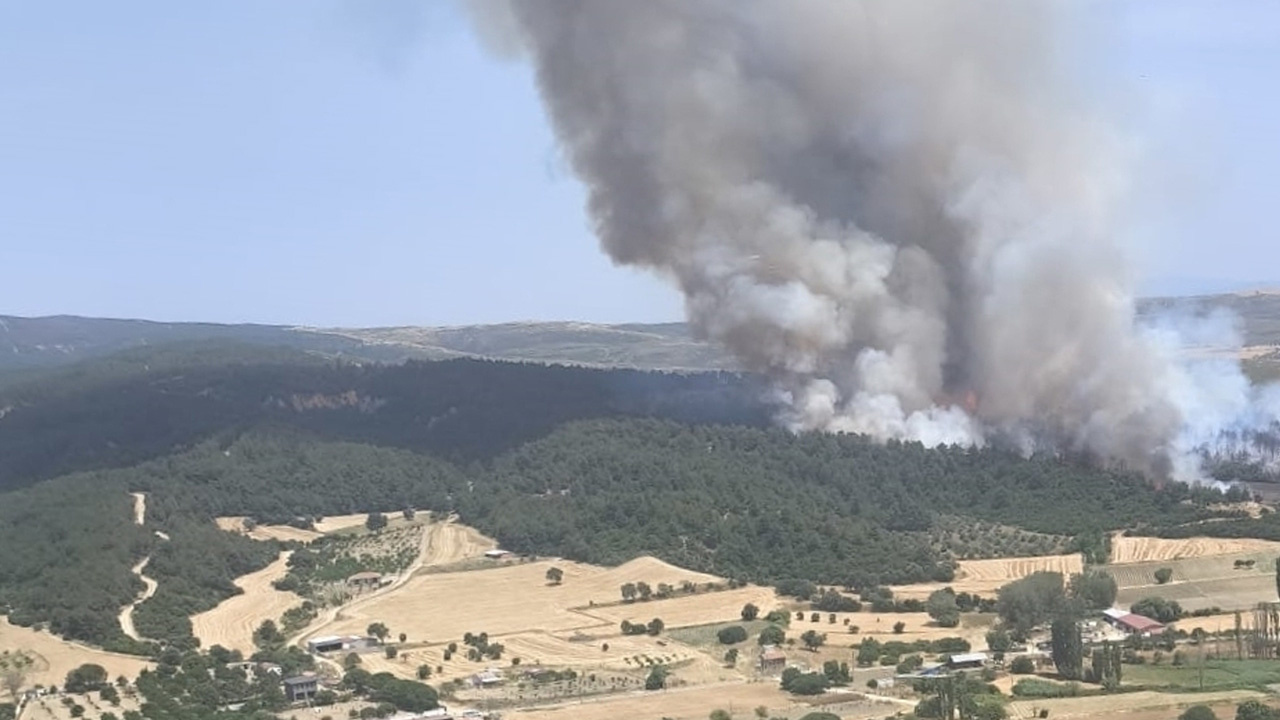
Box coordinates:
[468,0,1280,482]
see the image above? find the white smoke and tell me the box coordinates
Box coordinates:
[467,0,1278,481]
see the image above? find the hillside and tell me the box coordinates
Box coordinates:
[0,343,1260,653]
[7,289,1280,377]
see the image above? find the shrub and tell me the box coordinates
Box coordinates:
[717,626,748,645]
[1010,656,1036,674]
[1154,568,1173,585]
[1177,706,1217,720]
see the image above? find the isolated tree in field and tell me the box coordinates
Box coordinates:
[892,621,906,634]
[1235,700,1279,720]
[365,512,388,532]
[545,567,564,585]
[384,646,398,660]
[1177,706,1216,720]
[758,625,786,646]
[367,622,390,643]
[252,620,284,650]
[343,653,361,670]
[741,603,759,621]
[926,588,961,628]
[1068,569,1118,610]
[644,666,669,690]
[801,630,826,651]
[710,710,732,720]
[64,664,108,694]
[723,648,739,666]
[416,665,431,680]
[402,508,415,521]
[857,638,882,666]
[621,583,638,602]
[717,626,748,645]
[1154,567,1173,585]
[647,618,665,636]
[636,582,653,601]
[985,626,1013,654]
[1050,617,1083,681]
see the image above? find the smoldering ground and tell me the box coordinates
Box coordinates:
[466,0,1277,481]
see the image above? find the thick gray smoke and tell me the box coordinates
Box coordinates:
[468,0,1276,480]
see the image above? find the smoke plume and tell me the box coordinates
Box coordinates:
[468,0,1276,480]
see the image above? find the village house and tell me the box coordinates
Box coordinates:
[1102,608,1166,637]
[307,635,375,654]
[470,669,504,688]
[282,675,319,703]
[347,571,383,589]
[945,652,989,671]
[757,646,787,674]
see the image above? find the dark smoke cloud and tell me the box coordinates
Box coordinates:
[468,0,1276,480]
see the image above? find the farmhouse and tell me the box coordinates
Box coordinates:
[282,675,319,702]
[307,635,375,654]
[471,669,504,687]
[757,646,787,674]
[1102,608,1165,637]
[347,571,384,589]
[945,652,988,671]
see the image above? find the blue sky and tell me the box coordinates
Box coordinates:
[1,1,1277,326]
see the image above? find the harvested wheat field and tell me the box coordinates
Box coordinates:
[586,586,778,629]
[1110,535,1280,564]
[191,552,300,654]
[506,680,796,720]
[1008,689,1264,718]
[215,516,322,543]
[0,620,152,698]
[892,554,1083,599]
[367,631,718,684]
[419,521,497,567]
[323,556,753,644]
[324,560,614,641]
[313,513,382,534]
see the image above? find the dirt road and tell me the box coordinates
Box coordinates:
[119,492,159,641]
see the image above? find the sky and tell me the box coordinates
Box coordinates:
[1,1,1278,327]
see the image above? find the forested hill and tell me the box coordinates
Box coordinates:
[0,344,768,491]
[0,341,1262,653]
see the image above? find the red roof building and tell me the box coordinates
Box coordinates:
[1102,608,1165,636]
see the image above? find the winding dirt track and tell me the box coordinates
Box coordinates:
[118,558,158,641]
[118,493,159,641]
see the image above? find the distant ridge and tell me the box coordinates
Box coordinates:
[4,290,1280,375]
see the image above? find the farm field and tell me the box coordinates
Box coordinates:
[1110,535,1280,563]
[190,551,300,654]
[1122,658,1280,691]
[502,680,799,720]
[215,516,322,543]
[1112,550,1280,612]
[322,556,751,643]
[418,520,497,566]
[1007,689,1264,719]
[0,620,152,699]
[892,554,1083,598]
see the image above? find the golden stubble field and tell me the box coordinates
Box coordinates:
[891,554,1084,599]
[323,556,751,642]
[0,621,152,699]
[1110,535,1280,564]
[190,551,301,654]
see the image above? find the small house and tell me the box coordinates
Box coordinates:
[1102,608,1165,637]
[347,571,383,589]
[758,646,787,674]
[483,549,511,560]
[470,669,504,688]
[282,675,318,702]
[945,652,989,671]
